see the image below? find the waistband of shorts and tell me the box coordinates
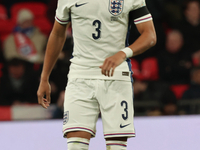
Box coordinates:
[68,70,132,81]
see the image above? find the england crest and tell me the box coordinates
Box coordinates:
[63,111,69,125]
[109,0,124,16]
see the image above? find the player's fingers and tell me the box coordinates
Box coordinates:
[101,64,104,75]
[43,98,50,107]
[41,101,48,109]
[40,98,48,109]
[101,61,108,75]
[37,91,43,105]
[46,93,51,104]
[37,91,48,109]
[45,90,51,107]
[111,66,116,77]
[103,59,113,76]
[106,62,114,77]
[41,98,47,108]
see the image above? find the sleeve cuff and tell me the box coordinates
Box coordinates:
[134,14,152,24]
[55,16,70,24]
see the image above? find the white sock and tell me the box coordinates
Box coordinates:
[67,137,89,150]
[106,140,127,150]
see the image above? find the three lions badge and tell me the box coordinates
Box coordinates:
[109,0,124,16]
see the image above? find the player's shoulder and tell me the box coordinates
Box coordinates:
[57,0,73,6]
[130,0,146,10]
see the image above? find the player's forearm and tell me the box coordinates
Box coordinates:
[41,31,66,81]
[129,29,156,56]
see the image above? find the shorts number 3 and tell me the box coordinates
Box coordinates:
[121,100,128,120]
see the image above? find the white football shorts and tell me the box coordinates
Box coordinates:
[63,78,135,138]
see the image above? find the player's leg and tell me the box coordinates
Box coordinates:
[63,78,100,150]
[67,131,91,139]
[105,137,128,150]
[97,80,135,150]
[67,131,91,150]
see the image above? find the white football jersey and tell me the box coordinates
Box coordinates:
[55,0,152,81]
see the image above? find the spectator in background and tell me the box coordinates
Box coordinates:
[160,89,179,115]
[133,80,169,101]
[182,66,200,99]
[146,88,178,116]
[133,80,171,115]
[133,79,179,116]
[0,0,49,17]
[179,0,200,53]
[158,30,193,84]
[3,9,47,65]
[181,66,200,114]
[0,58,39,105]
[163,0,184,28]
[192,50,200,66]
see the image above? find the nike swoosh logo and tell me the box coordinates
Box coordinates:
[120,123,131,128]
[75,2,88,7]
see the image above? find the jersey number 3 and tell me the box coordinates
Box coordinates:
[92,20,101,40]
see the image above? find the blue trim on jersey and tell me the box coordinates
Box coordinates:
[126,58,133,83]
[125,17,134,102]
[125,26,130,47]
[126,58,134,102]
[125,12,133,47]
[125,12,133,82]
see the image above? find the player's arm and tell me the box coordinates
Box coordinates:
[129,20,156,56]
[37,21,70,109]
[100,20,156,77]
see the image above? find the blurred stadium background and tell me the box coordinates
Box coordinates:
[0,0,200,149]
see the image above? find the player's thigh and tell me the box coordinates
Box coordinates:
[63,78,100,137]
[98,80,135,138]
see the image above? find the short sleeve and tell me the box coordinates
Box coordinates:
[130,0,152,24]
[55,0,70,24]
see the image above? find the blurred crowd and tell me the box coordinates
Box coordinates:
[0,0,200,119]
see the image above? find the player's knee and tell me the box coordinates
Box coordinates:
[66,131,91,140]
[67,137,89,150]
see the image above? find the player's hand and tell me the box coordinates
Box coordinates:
[37,80,51,109]
[100,51,126,77]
